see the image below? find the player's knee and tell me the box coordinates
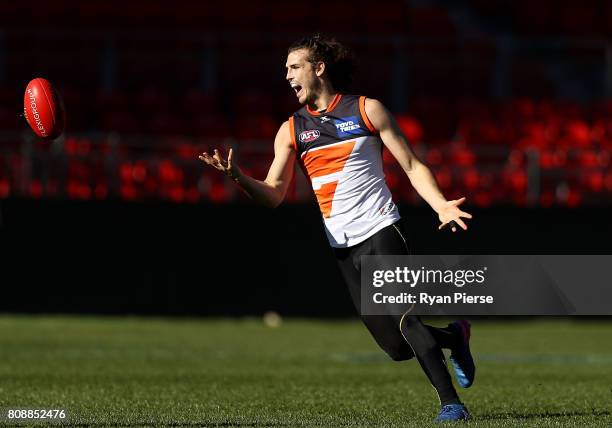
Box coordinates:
[400,315,420,329]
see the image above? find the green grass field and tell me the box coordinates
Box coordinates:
[0,316,610,427]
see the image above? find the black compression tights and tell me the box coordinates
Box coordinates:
[334,222,460,406]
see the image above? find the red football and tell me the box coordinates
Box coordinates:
[23,77,65,140]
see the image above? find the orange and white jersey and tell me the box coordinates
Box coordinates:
[289,94,401,248]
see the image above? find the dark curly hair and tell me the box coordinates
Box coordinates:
[288,34,355,93]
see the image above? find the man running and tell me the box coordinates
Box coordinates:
[199,34,475,423]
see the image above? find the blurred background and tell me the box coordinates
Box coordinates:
[0,0,610,316]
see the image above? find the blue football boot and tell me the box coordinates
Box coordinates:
[435,403,471,422]
[449,320,476,388]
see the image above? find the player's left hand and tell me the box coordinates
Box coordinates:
[437,197,472,232]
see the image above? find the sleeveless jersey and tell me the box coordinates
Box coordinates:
[289,94,401,248]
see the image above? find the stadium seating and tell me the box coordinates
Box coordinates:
[1,0,610,206]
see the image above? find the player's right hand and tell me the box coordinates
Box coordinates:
[199,148,242,181]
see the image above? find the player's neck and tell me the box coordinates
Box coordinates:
[308,88,338,112]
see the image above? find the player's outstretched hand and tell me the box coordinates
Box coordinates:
[199,148,242,181]
[438,197,472,232]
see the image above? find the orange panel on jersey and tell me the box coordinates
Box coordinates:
[302,141,356,178]
[314,181,339,218]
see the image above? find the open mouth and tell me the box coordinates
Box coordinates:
[291,83,303,98]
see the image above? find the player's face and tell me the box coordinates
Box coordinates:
[286,48,321,105]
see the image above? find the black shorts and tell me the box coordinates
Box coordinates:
[333,221,416,361]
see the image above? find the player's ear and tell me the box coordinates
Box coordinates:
[315,61,325,77]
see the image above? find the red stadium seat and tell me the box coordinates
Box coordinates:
[396,114,424,143]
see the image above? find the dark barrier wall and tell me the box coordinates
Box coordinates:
[0,199,610,316]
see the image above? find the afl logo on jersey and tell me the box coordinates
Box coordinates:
[299,129,321,143]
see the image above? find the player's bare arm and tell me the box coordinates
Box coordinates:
[199,121,295,208]
[364,98,472,232]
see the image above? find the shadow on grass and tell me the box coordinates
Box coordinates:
[59,422,293,427]
[478,409,610,421]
